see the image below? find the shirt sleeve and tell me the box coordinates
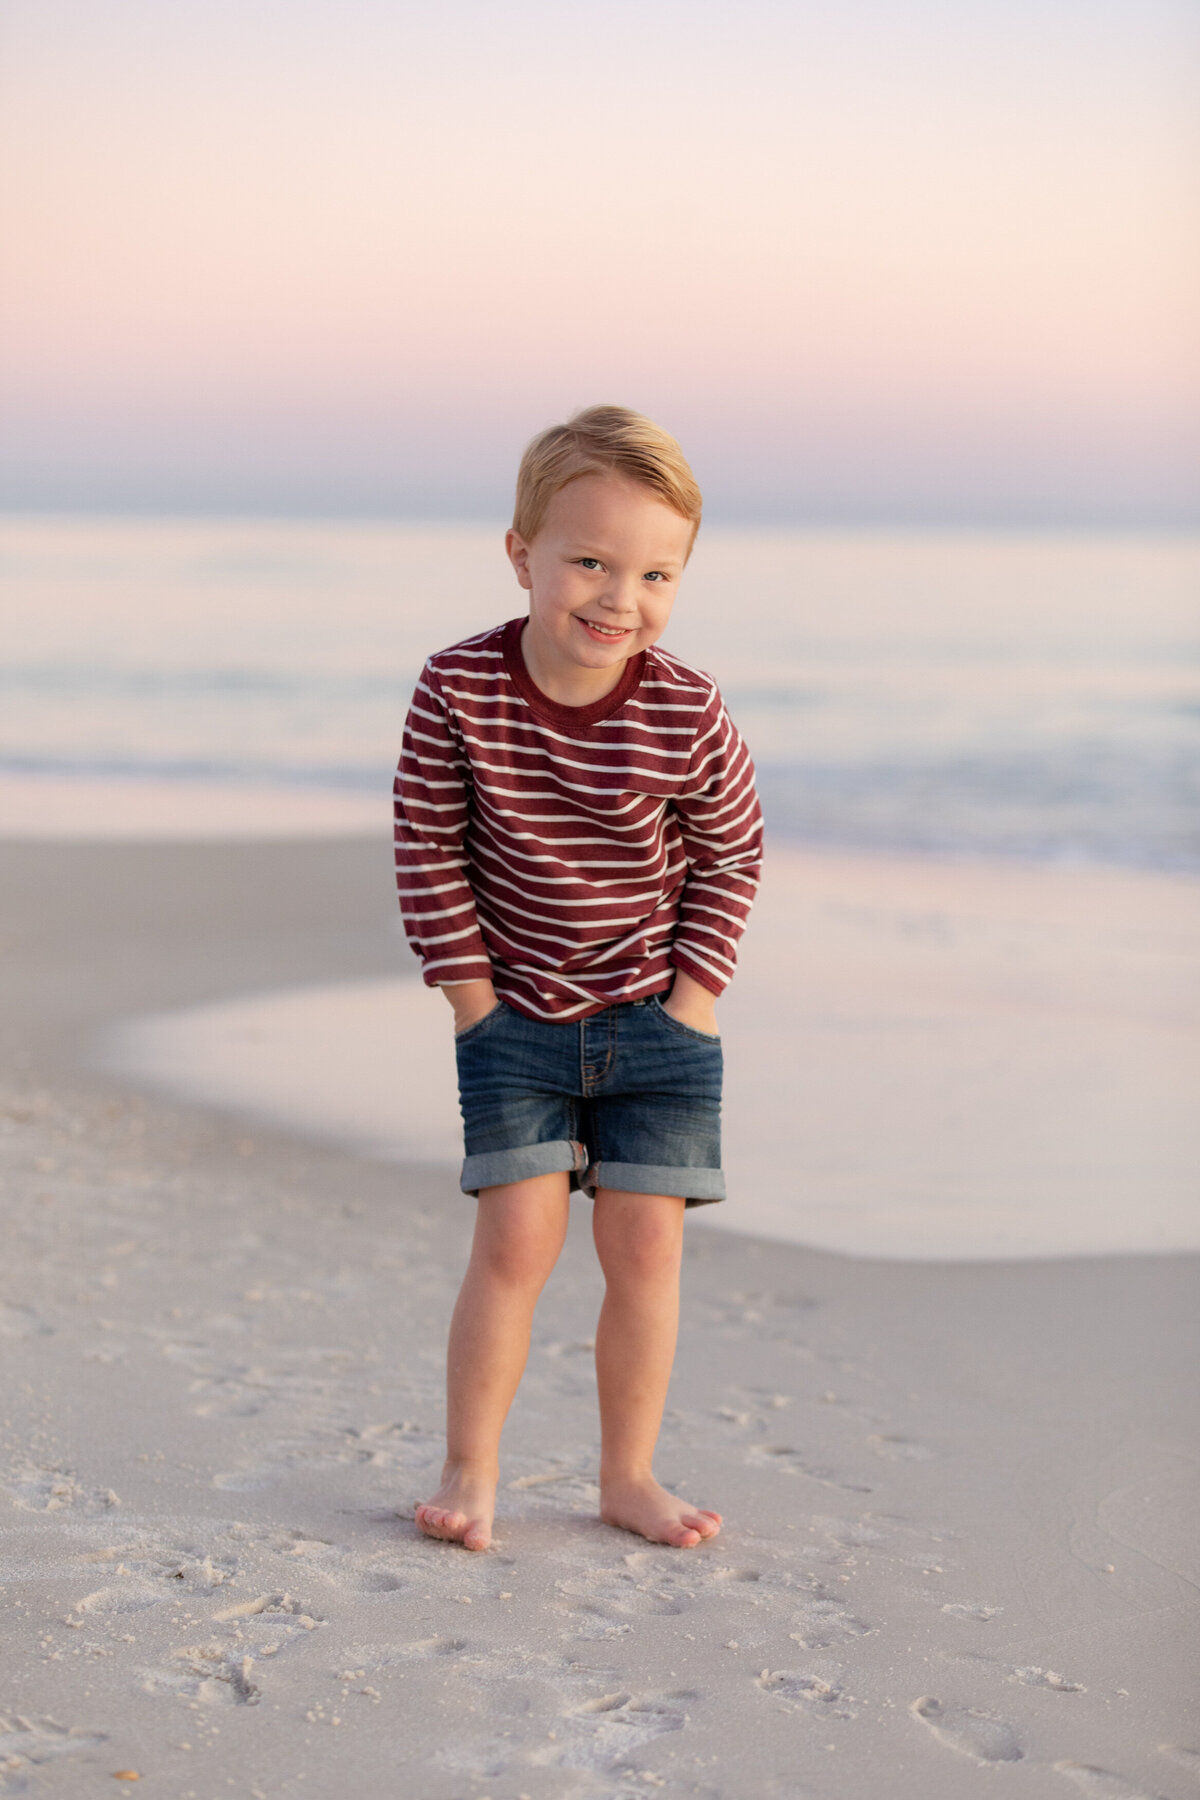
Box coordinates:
[393,662,493,988]
[669,690,764,996]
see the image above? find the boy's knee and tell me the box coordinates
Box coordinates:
[474,1220,562,1289]
[597,1209,683,1286]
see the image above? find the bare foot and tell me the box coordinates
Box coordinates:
[600,1474,722,1549]
[415,1461,497,1552]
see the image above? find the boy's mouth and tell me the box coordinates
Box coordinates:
[577,618,634,643]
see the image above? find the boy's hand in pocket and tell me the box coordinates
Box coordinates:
[663,969,719,1035]
[444,978,498,1035]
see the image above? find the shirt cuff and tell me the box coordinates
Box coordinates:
[421,956,493,988]
[669,947,728,998]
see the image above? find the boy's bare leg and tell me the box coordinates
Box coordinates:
[592,1187,722,1549]
[416,1172,570,1550]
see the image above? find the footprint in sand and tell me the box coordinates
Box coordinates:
[163,1548,240,1591]
[329,1638,471,1675]
[142,1646,261,1707]
[210,1468,276,1492]
[757,1669,853,1717]
[747,1445,873,1493]
[189,1380,266,1418]
[0,1714,107,1783]
[141,1597,320,1708]
[505,1461,600,1510]
[264,1528,422,1598]
[788,1595,873,1648]
[810,1516,886,1549]
[867,1433,935,1462]
[621,1550,711,1594]
[0,1301,54,1338]
[271,1528,335,1555]
[940,1600,1002,1621]
[567,1688,694,1735]
[431,1735,513,1781]
[1159,1747,1200,1783]
[955,1653,1083,1691]
[532,1689,697,1775]
[1008,1664,1085,1692]
[210,1592,323,1632]
[75,1537,239,1594]
[2,1463,116,1513]
[911,1696,1024,1762]
[70,1579,165,1619]
[556,1564,696,1627]
[397,1635,467,1657]
[357,1568,412,1594]
[1054,1764,1166,1799]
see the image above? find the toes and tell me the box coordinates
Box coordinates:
[670,1523,703,1548]
[417,1505,468,1541]
[416,1502,492,1548]
[680,1510,720,1539]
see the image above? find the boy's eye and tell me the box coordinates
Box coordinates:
[577,557,601,570]
[643,570,668,582]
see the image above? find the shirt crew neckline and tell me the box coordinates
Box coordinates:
[501,616,646,728]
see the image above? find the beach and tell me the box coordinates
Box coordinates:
[2,834,1197,1799]
[5,0,1199,1781]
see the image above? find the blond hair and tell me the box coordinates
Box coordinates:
[513,405,703,548]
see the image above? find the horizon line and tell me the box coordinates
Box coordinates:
[2,503,1198,537]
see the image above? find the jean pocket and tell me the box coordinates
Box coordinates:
[649,994,721,1043]
[453,1001,506,1044]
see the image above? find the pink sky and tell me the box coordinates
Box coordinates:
[2,0,1197,522]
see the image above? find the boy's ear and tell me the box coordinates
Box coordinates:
[505,528,534,591]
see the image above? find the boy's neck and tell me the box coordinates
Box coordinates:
[518,616,632,709]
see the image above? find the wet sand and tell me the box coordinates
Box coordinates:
[98,844,1200,1259]
[1,838,1197,1799]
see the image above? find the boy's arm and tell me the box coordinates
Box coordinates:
[669,694,764,1010]
[438,976,498,1034]
[393,664,495,1023]
[662,967,722,1032]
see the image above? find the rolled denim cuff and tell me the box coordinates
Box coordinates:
[460,1138,585,1196]
[581,1160,726,1206]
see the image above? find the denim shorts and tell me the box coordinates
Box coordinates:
[454,995,725,1206]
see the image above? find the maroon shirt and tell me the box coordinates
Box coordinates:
[393,617,763,1022]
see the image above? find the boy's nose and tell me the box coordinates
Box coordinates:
[600,575,641,615]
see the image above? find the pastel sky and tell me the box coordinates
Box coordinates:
[1,0,1197,524]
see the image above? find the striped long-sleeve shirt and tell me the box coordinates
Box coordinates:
[393,617,763,1022]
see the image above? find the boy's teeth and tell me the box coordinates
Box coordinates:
[585,622,628,636]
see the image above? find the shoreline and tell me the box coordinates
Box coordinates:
[93,838,1200,1262]
[1,836,1197,1797]
[3,763,1198,880]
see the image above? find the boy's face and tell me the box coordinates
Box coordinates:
[506,474,693,699]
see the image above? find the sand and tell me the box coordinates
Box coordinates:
[0,774,386,841]
[98,845,1200,1259]
[1,837,1198,1800]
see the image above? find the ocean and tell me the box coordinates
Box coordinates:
[2,516,1198,868]
[8,516,1196,1258]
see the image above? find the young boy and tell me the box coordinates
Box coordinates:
[393,405,763,1551]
